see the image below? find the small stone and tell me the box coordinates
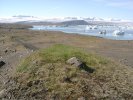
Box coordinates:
[66,57,83,67]
[27,81,33,87]
[33,80,40,85]
[78,97,86,100]
[67,57,94,73]
[0,61,5,68]
[0,89,6,98]
[62,76,71,83]
[4,50,8,53]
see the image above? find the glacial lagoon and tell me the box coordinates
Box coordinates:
[31,25,133,40]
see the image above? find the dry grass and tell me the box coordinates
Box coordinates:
[8,44,133,100]
[0,24,133,99]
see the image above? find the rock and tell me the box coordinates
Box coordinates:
[66,57,83,67]
[4,50,8,53]
[62,76,71,83]
[33,80,40,85]
[27,81,33,87]
[0,89,6,98]
[66,57,94,73]
[4,49,16,54]
[0,61,5,68]
[78,97,86,100]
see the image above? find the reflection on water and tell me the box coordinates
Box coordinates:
[31,25,133,40]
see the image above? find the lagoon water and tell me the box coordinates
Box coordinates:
[31,25,133,40]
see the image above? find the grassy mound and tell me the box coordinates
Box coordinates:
[8,44,133,99]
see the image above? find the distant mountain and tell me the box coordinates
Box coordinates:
[0,15,132,25]
[12,15,35,18]
[17,20,90,26]
[83,17,104,21]
[15,21,57,25]
[60,20,89,25]
[0,15,44,23]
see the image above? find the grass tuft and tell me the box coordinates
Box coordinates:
[17,44,108,73]
[14,44,133,99]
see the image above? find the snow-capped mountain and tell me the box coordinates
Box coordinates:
[0,15,45,23]
[83,17,104,21]
[0,15,132,23]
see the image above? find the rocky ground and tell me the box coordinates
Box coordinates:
[0,24,133,99]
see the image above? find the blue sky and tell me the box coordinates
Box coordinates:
[0,0,133,20]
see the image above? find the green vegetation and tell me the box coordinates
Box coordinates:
[17,44,108,73]
[12,44,133,99]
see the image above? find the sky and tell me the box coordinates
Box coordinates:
[0,0,133,20]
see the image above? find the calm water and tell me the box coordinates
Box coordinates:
[31,25,133,40]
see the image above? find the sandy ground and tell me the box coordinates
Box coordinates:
[0,28,133,89]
